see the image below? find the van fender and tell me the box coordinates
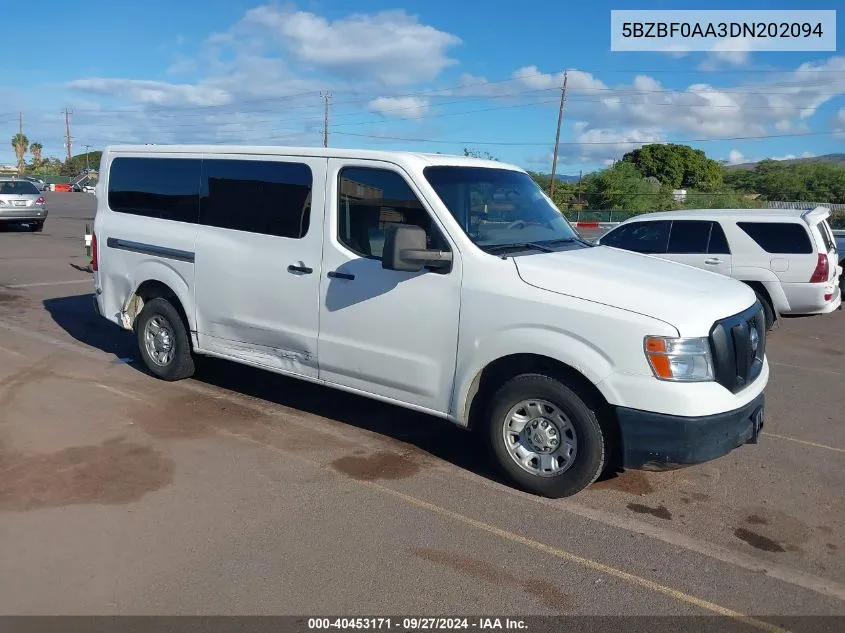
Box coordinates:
[450,325,616,426]
[120,259,195,331]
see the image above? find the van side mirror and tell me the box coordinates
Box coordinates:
[382,223,453,272]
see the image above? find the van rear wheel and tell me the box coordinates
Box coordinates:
[135,297,195,381]
[484,374,606,498]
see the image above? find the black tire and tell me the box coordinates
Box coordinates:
[135,297,195,381]
[30,221,44,233]
[754,290,775,331]
[484,374,606,498]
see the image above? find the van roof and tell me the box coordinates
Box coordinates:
[103,144,523,172]
[618,207,831,222]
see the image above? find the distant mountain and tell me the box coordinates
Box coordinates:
[725,153,845,170]
[554,173,581,183]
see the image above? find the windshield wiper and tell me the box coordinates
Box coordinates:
[484,242,556,254]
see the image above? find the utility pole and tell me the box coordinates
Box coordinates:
[549,71,568,198]
[321,92,331,148]
[84,144,90,173]
[17,112,23,174]
[64,109,73,161]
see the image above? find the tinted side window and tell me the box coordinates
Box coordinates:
[602,220,670,254]
[668,220,711,254]
[200,159,312,238]
[600,223,639,249]
[337,167,447,261]
[108,157,200,223]
[708,222,731,254]
[737,222,812,254]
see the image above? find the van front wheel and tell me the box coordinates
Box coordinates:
[135,297,195,381]
[485,374,606,498]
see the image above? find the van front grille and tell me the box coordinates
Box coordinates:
[709,302,766,393]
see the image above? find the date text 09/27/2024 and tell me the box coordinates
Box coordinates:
[307,618,527,631]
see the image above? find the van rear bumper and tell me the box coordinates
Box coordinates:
[615,392,765,471]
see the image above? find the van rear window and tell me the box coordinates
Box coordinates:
[108,157,200,223]
[736,221,813,254]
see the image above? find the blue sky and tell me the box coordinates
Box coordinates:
[3,0,844,174]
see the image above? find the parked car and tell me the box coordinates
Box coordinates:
[597,208,842,330]
[19,175,47,191]
[91,145,768,498]
[0,178,48,231]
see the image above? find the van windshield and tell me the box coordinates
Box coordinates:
[423,166,583,253]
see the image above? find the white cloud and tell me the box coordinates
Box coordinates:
[67,78,231,107]
[698,37,752,70]
[727,149,746,164]
[234,6,460,85]
[838,109,845,124]
[771,152,816,161]
[368,96,429,119]
[540,126,666,167]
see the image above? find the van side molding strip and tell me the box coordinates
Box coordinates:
[106,238,195,263]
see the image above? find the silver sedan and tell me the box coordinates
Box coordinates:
[0,178,49,232]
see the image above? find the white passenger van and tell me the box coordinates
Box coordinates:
[92,145,769,498]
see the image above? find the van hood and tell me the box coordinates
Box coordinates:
[513,246,757,336]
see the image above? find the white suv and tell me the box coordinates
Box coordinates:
[91,145,769,498]
[598,208,842,330]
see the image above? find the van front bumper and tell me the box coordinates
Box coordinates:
[615,391,765,471]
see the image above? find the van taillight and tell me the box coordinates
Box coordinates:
[809,253,828,283]
[91,232,98,271]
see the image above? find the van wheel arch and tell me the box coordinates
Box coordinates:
[465,354,622,473]
[127,280,192,343]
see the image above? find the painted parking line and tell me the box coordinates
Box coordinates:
[4,279,91,289]
[765,432,845,454]
[770,361,843,377]
[218,428,790,633]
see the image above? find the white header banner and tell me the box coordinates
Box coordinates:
[610,10,836,52]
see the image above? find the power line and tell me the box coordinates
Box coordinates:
[332,129,842,147]
[4,63,843,119]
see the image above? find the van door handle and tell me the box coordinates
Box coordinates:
[704,258,722,265]
[287,264,313,274]
[327,271,355,280]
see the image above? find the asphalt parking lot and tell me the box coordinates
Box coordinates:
[0,193,843,626]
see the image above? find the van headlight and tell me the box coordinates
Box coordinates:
[644,336,714,382]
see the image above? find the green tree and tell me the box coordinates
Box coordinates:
[581,160,674,211]
[622,143,723,191]
[11,133,29,173]
[29,142,43,166]
[463,147,498,161]
[723,160,845,204]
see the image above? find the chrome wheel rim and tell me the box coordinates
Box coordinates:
[143,315,175,367]
[502,399,578,478]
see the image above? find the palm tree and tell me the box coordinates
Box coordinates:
[30,142,43,166]
[11,133,29,173]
